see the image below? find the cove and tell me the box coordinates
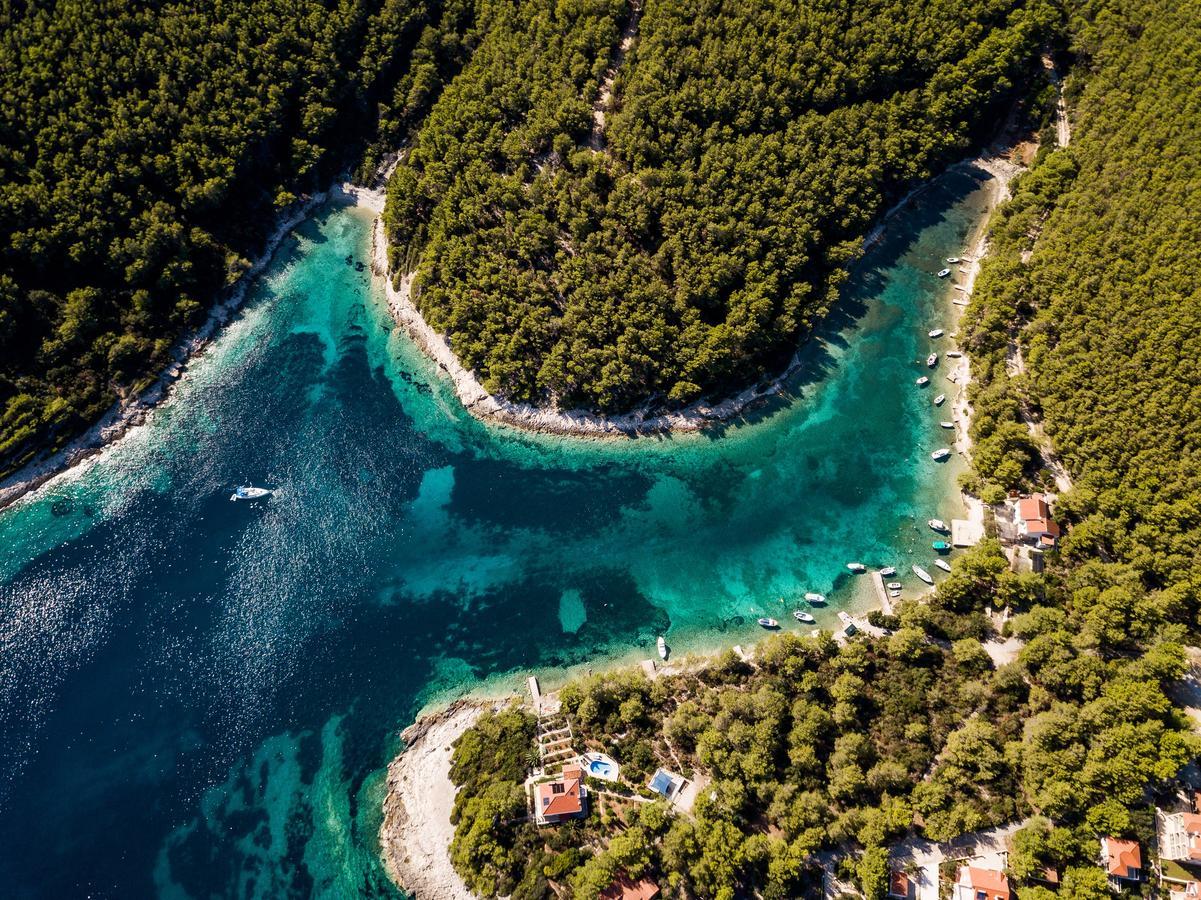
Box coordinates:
[0,166,994,897]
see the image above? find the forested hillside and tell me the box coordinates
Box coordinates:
[963,0,1201,602]
[386,0,1054,411]
[0,0,437,474]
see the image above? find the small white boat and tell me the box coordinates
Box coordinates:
[846,563,866,574]
[915,376,930,387]
[928,518,949,533]
[793,610,816,624]
[657,636,668,660]
[231,485,272,501]
[931,448,951,461]
[886,581,903,590]
[912,565,934,585]
[946,256,961,264]
[940,421,955,429]
[947,350,962,358]
[933,393,946,406]
[927,353,939,368]
[934,559,953,573]
[937,268,951,278]
[889,589,901,598]
[928,328,944,338]
[758,617,779,629]
[879,566,896,577]
[805,592,827,605]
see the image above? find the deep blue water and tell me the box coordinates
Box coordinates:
[0,168,992,897]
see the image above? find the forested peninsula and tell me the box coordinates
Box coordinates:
[385,0,1054,413]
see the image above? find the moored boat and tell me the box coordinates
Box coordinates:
[846,562,866,573]
[926,352,938,367]
[879,566,896,577]
[805,592,827,605]
[947,350,962,358]
[793,610,816,624]
[889,589,901,598]
[912,565,934,584]
[928,518,949,533]
[886,581,903,590]
[657,636,668,660]
[940,421,954,429]
[758,617,779,629]
[931,448,951,461]
[946,256,961,264]
[933,540,952,552]
[934,559,952,572]
[231,485,272,501]
[937,268,951,278]
[928,328,944,338]
[915,376,930,387]
[933,393,946,406]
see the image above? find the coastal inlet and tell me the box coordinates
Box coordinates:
[0,167,993,896]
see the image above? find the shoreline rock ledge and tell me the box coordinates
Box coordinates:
[379,699,495,899]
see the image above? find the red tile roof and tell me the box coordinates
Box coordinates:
[1183,813,1201,860]
[600,876,660,900]
[1104,838,1142,878]
[1018,495,1049,522]
[537,766,584,818]
[962,866,1011,900]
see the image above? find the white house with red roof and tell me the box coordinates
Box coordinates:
[953,866,1011,900]
[1014,493,1061,547]
[534,765,587,825]
[1160,809,1201,863]
[1101,837,1142,890]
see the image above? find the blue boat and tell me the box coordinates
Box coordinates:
[932,540,952,552]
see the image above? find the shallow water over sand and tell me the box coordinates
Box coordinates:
[0,168,991,897]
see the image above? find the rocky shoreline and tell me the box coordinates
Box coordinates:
[0,182,374,513]
[379,699,496,899]
[370,151,1022,441]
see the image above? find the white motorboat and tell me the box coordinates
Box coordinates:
[758,617,779,629]
[912,565,934,585]
[889,589,902,598]
[805,592,827,605]
[231,485,272,501]
[846,563,866,574]
[915,376,930,387]
[934,559,953,573]
[886,581,903,590]
[933,393,946,406]
[657,636,668,660]
[946,256,961,264]
[927,353,939,367]
[879,566,896,577]
[793,610,816,624]
[928,328,944,338]
[928,518,949,533]
[937,268,951,278]
[931,448,951,461]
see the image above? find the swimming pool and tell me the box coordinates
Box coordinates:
[588,759,613,777]
[581,751,620,782]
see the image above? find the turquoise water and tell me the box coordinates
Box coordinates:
[0,167,992,897]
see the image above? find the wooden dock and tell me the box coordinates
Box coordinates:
[871,571,893,614]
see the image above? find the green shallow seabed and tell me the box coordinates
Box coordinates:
[0,166,990,897]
